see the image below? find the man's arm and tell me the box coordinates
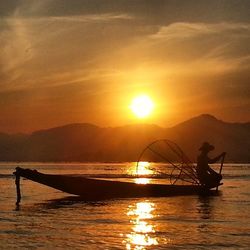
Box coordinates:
[208,152,226,164]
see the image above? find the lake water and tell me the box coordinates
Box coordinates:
[0,163,250,249]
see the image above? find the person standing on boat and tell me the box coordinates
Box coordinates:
[196,142,226,188]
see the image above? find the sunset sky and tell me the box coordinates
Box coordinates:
[1,0,250,133]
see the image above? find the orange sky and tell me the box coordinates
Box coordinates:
[0,1,250,133]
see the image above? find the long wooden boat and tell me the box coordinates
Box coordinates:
[13,167,219,203]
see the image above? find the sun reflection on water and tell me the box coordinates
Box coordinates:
[134,178,150,184]
[128,162,153,185]
[136,162,153,176]
[125,201,158,249]
[128,162,153,176]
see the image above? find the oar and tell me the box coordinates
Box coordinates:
[216,153,226,191]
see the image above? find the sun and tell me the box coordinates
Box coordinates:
[130,95,154,118]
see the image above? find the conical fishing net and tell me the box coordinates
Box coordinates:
[136,140,199,185]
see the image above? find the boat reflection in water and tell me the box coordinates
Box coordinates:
[124,201,158,249]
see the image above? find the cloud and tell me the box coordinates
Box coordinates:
[2,1,250,23]
[113,21,250,74]
[151,22,250,40]
[47,14,133,22]
[0,11,136,92]
[1,17,250,99]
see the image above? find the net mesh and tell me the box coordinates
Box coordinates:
[136,140,199,185]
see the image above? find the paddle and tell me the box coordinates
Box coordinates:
[216,153,226,191]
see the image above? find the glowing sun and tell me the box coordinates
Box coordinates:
[130,95,154,118]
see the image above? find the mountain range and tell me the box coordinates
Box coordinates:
[0,114,249,162]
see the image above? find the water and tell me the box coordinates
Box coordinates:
[0,163,250,249]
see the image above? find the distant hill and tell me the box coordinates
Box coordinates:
[0,114,249,162]
[166,114,250,162]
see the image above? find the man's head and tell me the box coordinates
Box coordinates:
[199,142,215,153]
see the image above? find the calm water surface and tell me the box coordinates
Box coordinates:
[0,163,250,249]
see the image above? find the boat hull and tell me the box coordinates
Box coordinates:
[14,167,217,200]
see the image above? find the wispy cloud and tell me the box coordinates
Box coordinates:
[47,13,133,22]
[4,13,133,24]
[151,22,250,40]
[0,11,135,92]
[119,21,250,74]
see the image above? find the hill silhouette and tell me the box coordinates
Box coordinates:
[0,114,249,162]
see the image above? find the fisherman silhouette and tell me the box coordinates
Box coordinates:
[196,142,226,188]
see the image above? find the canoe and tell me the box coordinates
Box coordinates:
[13,167,219,202]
